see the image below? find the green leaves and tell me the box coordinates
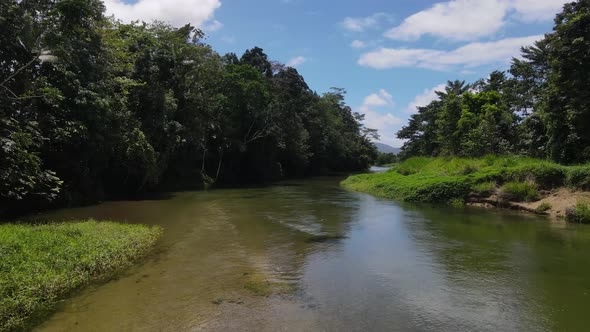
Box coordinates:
[0,2,376,215]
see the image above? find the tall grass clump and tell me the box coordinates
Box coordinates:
[394,157,434,175]
[566,166,590,190]
[536,202,552,212]
[0,220,162,331]
[566,200,590,224]
[500,181,540,202]
[472,181,496,197]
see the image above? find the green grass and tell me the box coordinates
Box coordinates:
[472,181,496,197]
[536,202,552,212]
[342,156,590,205]
[566,200,590,224]
[499,181,540,202]
[0,220,162,331]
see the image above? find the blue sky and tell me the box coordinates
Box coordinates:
[105,0,567,147]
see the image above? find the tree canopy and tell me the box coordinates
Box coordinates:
[398,0,590,164]
[0,0,377,215]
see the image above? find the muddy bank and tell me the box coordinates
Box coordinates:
[468,188,590,220]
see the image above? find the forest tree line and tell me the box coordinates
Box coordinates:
[398,0,590,164]
[0,0,378,215]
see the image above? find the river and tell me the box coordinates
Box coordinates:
[32,177,590,331]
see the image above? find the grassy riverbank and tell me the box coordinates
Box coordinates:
[343,156,590,221]
[0,221,162,331]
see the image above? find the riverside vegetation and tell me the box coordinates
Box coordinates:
[344,1,590,222]
[343,156,590,223]
[0,221,162,331]
[0,0,377,217]
[1,0,376,330]
[3,0,590,330]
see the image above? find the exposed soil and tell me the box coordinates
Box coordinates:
[467,188,590,220]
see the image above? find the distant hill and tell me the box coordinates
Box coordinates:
[374,143,401,154]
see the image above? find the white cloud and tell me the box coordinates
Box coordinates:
[383,0,567,41]
[363,110,404,147]
[286,56,307,68]
[358,89,403,147]
[403,84,446,113]
[104,0,221,27]
[350,40,366,49]
[362,89,395,109]
[358,35,542,70]
[510,0,568,22]
[341,13,392,32]
[385,0,508,41]
[203,19,223,32]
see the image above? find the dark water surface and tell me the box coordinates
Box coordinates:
[32,177,590,331]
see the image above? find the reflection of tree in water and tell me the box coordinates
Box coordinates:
[402,204,590,331]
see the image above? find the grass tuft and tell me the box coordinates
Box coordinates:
[499,181,540,202]
[0,220,162,331]
[536,202,552,212]
[566,200,590,224]
[472,181,496,197]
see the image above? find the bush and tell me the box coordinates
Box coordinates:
[505,163,566,189]
[536,202,552,212]
[566,200,590,223]
[472,181,496,197]
[500,181,540,202]
[566,166,590,190]
[449,198,465,208]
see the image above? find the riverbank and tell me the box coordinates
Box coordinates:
[0,221,162,331]
[342,156,590,222]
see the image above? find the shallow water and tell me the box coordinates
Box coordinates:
[32,177,590,331]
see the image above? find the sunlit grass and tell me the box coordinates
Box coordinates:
[0,220,162,331]
[342,156,590,205]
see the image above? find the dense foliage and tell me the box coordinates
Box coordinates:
[398,0,590,164]
[0,0,377,215]
[0,220,161,331]
[375,152,398,166]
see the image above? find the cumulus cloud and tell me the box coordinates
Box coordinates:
[361,89,395,109]
[358,89,403,147]
[403,84,446,113]
[384,0,567,41]
[287,56,307,68]
[385,0,507,41]
[350,40,366,49]
[341,13,392,32]
[203,19,223,32]
[358,35,542,70]
[510,0,569,22]
[104,0,221,28]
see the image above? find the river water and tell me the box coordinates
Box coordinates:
[33,177,590,331]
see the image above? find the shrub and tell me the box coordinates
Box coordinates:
[500,181,540,202]
[566,166,590,190]
[536,202,552,212]
[449,198,465,208]
[566,200,590,223]
[472,181,496,197]
[506,163,566,189]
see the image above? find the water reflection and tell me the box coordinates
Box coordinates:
[31,177,590,331]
